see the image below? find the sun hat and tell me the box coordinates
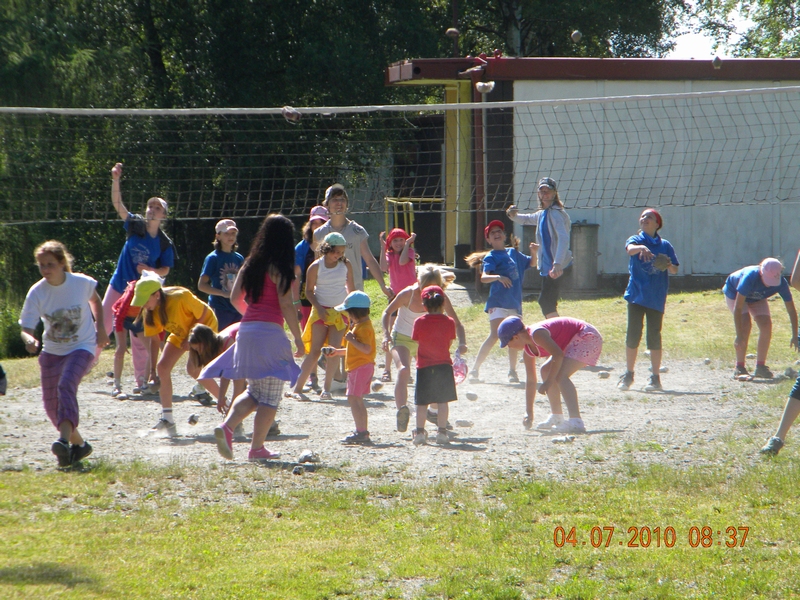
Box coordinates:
[334,290,371,311]
[323,232,347,247]
[498,316,526,348]
[309,205,329,223]
[484,219,505,238]
[215,219,238,234]
[538,177,557,190]
[385,228,411,247]
[760,258,783,288]
[131,274,164,307]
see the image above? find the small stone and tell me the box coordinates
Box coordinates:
[454,420,473,427]
[785,367,797,378]
[371,381,383,392]
[598,371,610,379]
[746,353,756,359]
[466,392,478,401]
[659,366,668,373]
[552,435,575,444]
[644,350,651,356]
[298,450,320,463]
[704,358,711,365]
[292,466,304,475]
[187,414,199,425]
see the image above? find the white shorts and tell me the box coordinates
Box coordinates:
[488,307,520,322]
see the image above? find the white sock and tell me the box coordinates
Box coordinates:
[162,409,174,424]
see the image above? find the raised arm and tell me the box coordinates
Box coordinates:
[399,233,416,266]
[111,163,129,221]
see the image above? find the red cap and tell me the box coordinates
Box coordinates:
[421,285,444,301]
[484,219,505,238]
[385,228,411,249]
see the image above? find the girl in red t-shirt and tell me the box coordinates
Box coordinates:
[411,285,457,445]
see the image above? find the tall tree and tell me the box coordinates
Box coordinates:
[696,1,800,57]
[455,0,689,57]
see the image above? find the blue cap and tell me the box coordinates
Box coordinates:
[498,316,525,348]
[334,291,371,312]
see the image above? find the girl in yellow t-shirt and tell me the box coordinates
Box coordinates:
[131,275,217,432]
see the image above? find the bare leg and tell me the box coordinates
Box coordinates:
[348,395,368,431]
[294,322,328,393]
[472,319,500,374]
[649,349,662,373]
[555,357,587,419]
[754,314,773,365]
[734,313,752,366]
[251,405,278,450]
[540,360,564,416]
[437,403,449,429]
[392,345,412,409]
[156,342,185,410]
[323,327,346,393]
[508,347,519,374]
[625,346,638,372]
[222,391,258,430]
[776,397,800,440]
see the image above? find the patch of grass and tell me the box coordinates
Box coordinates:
[3,459,799,597]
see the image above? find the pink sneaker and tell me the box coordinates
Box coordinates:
[248,447,281,462]
[214,424,234,459]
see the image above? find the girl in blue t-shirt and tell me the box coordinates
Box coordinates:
[723,258,798,380]
[198,219,245,331]
[102,162,175,396]
[617,209,679,393]
[466,220,535,383]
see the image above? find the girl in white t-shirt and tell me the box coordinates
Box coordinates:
[19,240,110,468]
[289,232,354,401]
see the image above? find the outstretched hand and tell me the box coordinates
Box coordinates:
[111,162,123,179]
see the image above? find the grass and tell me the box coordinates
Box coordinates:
[3,288,800,598]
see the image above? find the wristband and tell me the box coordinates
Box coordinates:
[293,300,301,305]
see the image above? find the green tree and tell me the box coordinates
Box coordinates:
[696,1,800,56]
[455,0,688,57]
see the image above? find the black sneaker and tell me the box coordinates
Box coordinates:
[508,370,520,384]
[342,430,370,444]
[267,421,281,437]
[51,439,71,468]
[754,365,774,379]
[70,442,93,464]
[617,371,634,391]
[644,374,662,391]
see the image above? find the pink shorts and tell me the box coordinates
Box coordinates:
[563,324,603,366]
[347,363,375,397]
[725,296,771,318]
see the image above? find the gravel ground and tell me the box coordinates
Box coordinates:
[1,353,789,487]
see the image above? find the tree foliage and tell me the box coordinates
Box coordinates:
[696,1,800,57]
[455,0,688,58]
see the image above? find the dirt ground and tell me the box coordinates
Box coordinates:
[1,351,790,486]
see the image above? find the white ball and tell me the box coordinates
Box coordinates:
[571,30,582,43]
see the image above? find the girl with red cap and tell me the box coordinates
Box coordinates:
[466,220,535,384]
[617,208,680,393]
[379,227,417,381]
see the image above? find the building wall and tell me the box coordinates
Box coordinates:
[512,79,800,276]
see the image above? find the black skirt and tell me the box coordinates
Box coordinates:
[414,363,457,406]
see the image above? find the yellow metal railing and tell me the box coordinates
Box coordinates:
[384,197,443,234]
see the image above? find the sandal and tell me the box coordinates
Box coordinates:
[381,371,392,382]
[285,391,311,402]
[319,391,333,401]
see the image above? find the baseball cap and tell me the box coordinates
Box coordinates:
[324,183,348,203]
[760,258,783,287]
[498,316,525,348]
[215,219,238,234]
[484,219,505,238]
[131,274,164,307]
[323,232,347,247]
[334,290,371,311]
[385,228,411,247]
[309,205,329,223]
[421,285,444,301]
[538,177,557,190]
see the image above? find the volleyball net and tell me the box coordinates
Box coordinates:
[2,84,799,225]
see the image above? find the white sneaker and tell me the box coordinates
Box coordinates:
[536,414,565,430]
[330,379,348,393]
[552,418,586,434]
[192,382,207,396]
[412,429,428,446]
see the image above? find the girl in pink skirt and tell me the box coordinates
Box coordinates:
[498,316,603,434]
